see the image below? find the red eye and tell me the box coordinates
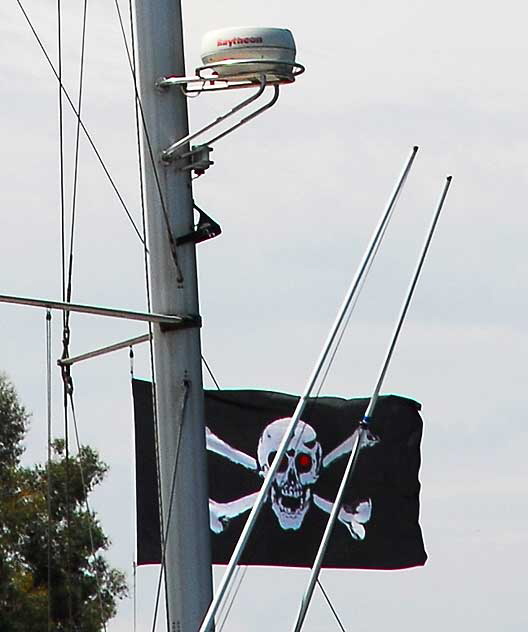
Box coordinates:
[296,453,312,473]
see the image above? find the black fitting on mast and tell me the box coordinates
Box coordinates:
[159,314,202,332]
[175,204,221,246]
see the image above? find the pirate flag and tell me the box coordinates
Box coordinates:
[133,379,427,569]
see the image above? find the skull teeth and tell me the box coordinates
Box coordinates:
[282,484,303,498]
[278,495,305,514]
[272,483,309,514]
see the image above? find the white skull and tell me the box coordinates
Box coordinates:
[257,418,322,530]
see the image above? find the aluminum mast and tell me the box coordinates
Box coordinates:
[132,1,213,629]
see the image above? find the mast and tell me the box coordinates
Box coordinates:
[132,1,213,629]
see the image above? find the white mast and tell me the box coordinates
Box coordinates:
[132,1,213,629]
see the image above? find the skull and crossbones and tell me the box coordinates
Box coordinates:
[207,417,379,540]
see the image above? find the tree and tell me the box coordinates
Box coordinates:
[0,373,127,631]
[0,374,27,477]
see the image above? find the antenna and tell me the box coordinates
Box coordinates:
[156,27,305,174]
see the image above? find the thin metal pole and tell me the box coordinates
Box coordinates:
[57,333,150,367]
[205,85,279,146]
[291,432,362,632]
[131,0,213,629]
[0,293,189,325]
[198,146,419,632]
[362,176,452,421]
[290,175,453,632]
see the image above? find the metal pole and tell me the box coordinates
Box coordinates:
[198,146,419,632]
[362,177,452,421]
[0,293,193,325]
[290,175,453,632]
[57,333,150,367]
[131,1,213,630]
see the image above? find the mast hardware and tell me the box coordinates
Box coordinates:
[0,293,198,327]
[175,204,221,246]
[160,76,280,165]
[156,59,305,95]
[159,314,202,332]
[177,144,214,176]
[57,333,151,367]
[158,28,303,167]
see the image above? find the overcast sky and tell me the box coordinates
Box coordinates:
[1,0,528,630]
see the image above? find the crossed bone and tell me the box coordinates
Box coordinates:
[206,424,378,539]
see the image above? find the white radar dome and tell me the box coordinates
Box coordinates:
[200,27,297,81]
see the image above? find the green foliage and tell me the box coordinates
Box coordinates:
[0,374,127,631]
[0,372,29,479]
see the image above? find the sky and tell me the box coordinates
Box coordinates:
[1,0,528,630]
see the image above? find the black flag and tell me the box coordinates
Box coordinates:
[132,379,427,569]
[132,379,163,566]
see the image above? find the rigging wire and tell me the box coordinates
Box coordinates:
[285,215,393,478]
[125,0,151,322]
[217,565,247,632]
[198,361,236,629]
[128,344,143,632]
[114,0,184,282]
[45,311,53,632]
[124,0,158,469]
[288,280,366,464]
[123,0,171,625]
[289,163,406,462]
[57,0,66,305]
[68,391,108,631]
[61,363,74,631]
[144,372,165,630]
[317,579,347,632]
[14,0,146,247]
[202,354,221,391]
[199,361,251,631]
[150,381,190,632]
[55,4,75,626]
[314,197,393,400]
[66,0,89,311]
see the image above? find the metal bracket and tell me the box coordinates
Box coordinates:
[0,293,190,326]
[57,333,151,367]
[178,144,214,176]
[175,204,221,246]
[160,314,202,332]
[160,75,268,163]
[206,84,279,147]
[156,59,305,170]
[157,59,305,94]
